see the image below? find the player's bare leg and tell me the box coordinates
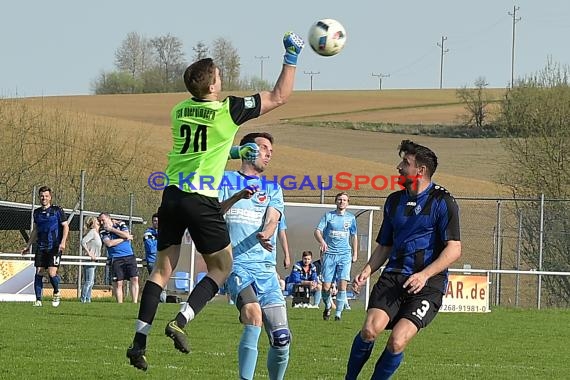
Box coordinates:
[130,277,139,303]
[115,280,124,303]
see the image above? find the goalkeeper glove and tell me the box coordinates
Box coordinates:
[283,31,304,66]
[229,143,259,161]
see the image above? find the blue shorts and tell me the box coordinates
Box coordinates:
[321,253,352,283]
[227,263,285,307]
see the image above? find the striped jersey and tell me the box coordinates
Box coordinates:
[377,183,461,292]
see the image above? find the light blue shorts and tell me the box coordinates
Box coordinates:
[227,263,285,307]
[321,253,352,283]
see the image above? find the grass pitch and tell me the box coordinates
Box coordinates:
[1,298,568,379]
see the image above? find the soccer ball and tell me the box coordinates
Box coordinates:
[308,19,347,56]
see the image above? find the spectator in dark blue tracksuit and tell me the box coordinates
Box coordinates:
[143,213,159,275]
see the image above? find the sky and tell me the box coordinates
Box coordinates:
[1,1,569,97]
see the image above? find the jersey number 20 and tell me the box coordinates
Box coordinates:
[180,124,207,154]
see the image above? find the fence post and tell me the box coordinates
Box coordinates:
[495,200,502,306]
[515,210,522,307]
[537,193,544,309]
[491,225,496,306]
[30,185,37,231]
[126,192,134,300]
[77,170,85,299]
[128,193,134,231]
[320,181,325,204]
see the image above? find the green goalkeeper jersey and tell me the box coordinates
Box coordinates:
[165,95,261,198]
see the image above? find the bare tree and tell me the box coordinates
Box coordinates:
[456,76,490,129]
[115,32,154,79]
[239,75,272,91]
[211,37,241,90]
[150,34,185,88]
[192,41,209,62]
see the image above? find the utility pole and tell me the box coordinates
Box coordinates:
[437,36,449,89]
[508,5,521,88]
[304,71,320,91]
[371,72,390,90]
[254,55,269,82]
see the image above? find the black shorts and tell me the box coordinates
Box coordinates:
[35,247,62,268]
[368,272,443,330]
[112,255,139,281]
[157,186,230,254]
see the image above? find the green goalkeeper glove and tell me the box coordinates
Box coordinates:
[229,143,259,161]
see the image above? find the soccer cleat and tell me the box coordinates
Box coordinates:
[126,346,148,371]
[323,307,331,321]
[335,316,341,321]
[52,292,61,307]
[165,320,190,353]
[32,300,42,307]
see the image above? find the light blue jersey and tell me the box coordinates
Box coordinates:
[316,211,357,255]
[278,215,287,232]
[220,171,285,306]
[219,171,284,266]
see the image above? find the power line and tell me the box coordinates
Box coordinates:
[388,47,435,76]
[254,56,269,82]
[436,36,449,89]
[508,5,521,88]
[303,71,320,91]
[371,73,390,90]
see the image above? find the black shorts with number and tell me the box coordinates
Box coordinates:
[111,255,139,281]
[368,272,443,330]
[157,185,230,254]
[35,247,62,268]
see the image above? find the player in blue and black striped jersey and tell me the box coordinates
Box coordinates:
[346,139,461,380]
[22,186,69,307]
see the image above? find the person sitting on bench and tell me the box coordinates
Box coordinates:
[289,250,321,308]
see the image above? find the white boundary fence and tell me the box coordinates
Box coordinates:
[2,252,570,309]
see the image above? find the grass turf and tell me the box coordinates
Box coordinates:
[1,298,568,379]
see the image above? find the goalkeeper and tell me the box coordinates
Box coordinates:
[127,31,304,371]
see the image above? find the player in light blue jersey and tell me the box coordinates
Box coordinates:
[314,192,358,321]
[219,132,290,380]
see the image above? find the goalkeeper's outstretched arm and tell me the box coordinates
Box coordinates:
[259,32,304,116]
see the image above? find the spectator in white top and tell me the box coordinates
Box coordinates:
[80,216,102,303]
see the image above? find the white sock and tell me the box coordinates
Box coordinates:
[179,302,195,323]
[135,320,151,335]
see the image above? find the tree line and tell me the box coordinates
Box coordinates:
[91,31,272,94]
[455,59,569,306]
